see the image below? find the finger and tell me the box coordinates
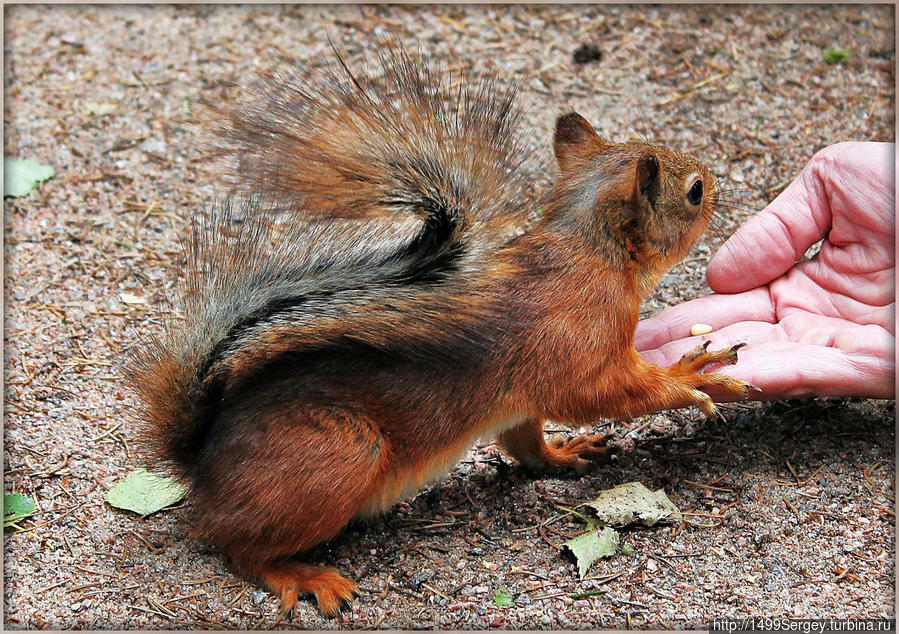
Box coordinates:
[708,148,836,294]
[776,305,896,347]
[634,287,775,351]
[640,307,896,374]
[823,141,895,247]
[771,263,895,331]
[701,341,896,401]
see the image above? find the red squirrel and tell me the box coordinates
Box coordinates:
[129,50,755,617]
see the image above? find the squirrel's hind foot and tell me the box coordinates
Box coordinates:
[497,418,609,474]
[246,560,358,618]
[546,433,610,474]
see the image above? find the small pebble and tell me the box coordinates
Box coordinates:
[572,43,602,64]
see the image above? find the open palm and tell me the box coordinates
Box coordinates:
[636,142,895,400]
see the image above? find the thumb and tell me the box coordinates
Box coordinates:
[708,146,837,293]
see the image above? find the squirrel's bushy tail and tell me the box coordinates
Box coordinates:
[132,49,541,478]
[209,46,543,248]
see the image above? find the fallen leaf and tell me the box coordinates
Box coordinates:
[584,482,682,526]
[564,525,620,579]
[106,469,186,516]
[823,47,850,65]
[4,158,55,198]
[4,493,36,529]
[493,587,514,607]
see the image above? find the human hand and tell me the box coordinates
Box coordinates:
[636,142,895,400]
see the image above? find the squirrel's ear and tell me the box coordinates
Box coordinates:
[635,153,659,196]
[554,112,603,170]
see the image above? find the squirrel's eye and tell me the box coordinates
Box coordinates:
[687,179,703,206]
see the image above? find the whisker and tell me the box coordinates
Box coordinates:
[714,160,751,187]
[708,215,733,233]
[715,200,757,210]
[716,187,754,195]
[635,104,653,144]
[715,202,755,210]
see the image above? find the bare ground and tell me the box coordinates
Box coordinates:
[3,5,895,629]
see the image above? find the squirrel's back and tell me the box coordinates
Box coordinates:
[130,49,541,479]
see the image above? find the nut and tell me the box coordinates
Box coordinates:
[690,323,713,336]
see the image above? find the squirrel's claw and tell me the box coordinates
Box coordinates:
[251,561,358,619]
[673,341,748,376]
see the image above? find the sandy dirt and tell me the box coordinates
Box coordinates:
[3,5,895,629]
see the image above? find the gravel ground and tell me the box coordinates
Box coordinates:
[3,5,895,629]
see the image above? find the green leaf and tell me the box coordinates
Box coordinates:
[621,541,634,555]
[105,469,186,516]
[4,493,36,528]
[493,587,514,607]
[564,525,620,579]
[583,482,682,527]
[823,47,850,64]
[4,158,55,198]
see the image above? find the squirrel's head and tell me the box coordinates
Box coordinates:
[549,112,719,286]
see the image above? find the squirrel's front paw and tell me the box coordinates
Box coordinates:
[670,342,761,418]
[672,340,744,374]
[683,378,758,420]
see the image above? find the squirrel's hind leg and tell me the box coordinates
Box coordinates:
[193,406,388,617]
[497,418,608,474]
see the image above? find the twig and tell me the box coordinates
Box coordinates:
[683,480,733,493]
[421,583,451,602]
[613,598,649,609]
[582,571,625,584]
[783,496,802,520]
[227,584,250,608]
[538,526,562,550]
[506,566,550,580]
[92,421,123,442]
[36,579,68,593]
[647,553,678,570]
[127,603,178,621]
[786,460,801,484]
[531,591,568,601]
[570,588,608,599]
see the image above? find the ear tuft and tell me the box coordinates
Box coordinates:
[554,112,602,168]
[554,112,599,147]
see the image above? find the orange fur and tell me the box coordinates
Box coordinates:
[130,53,755,617]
